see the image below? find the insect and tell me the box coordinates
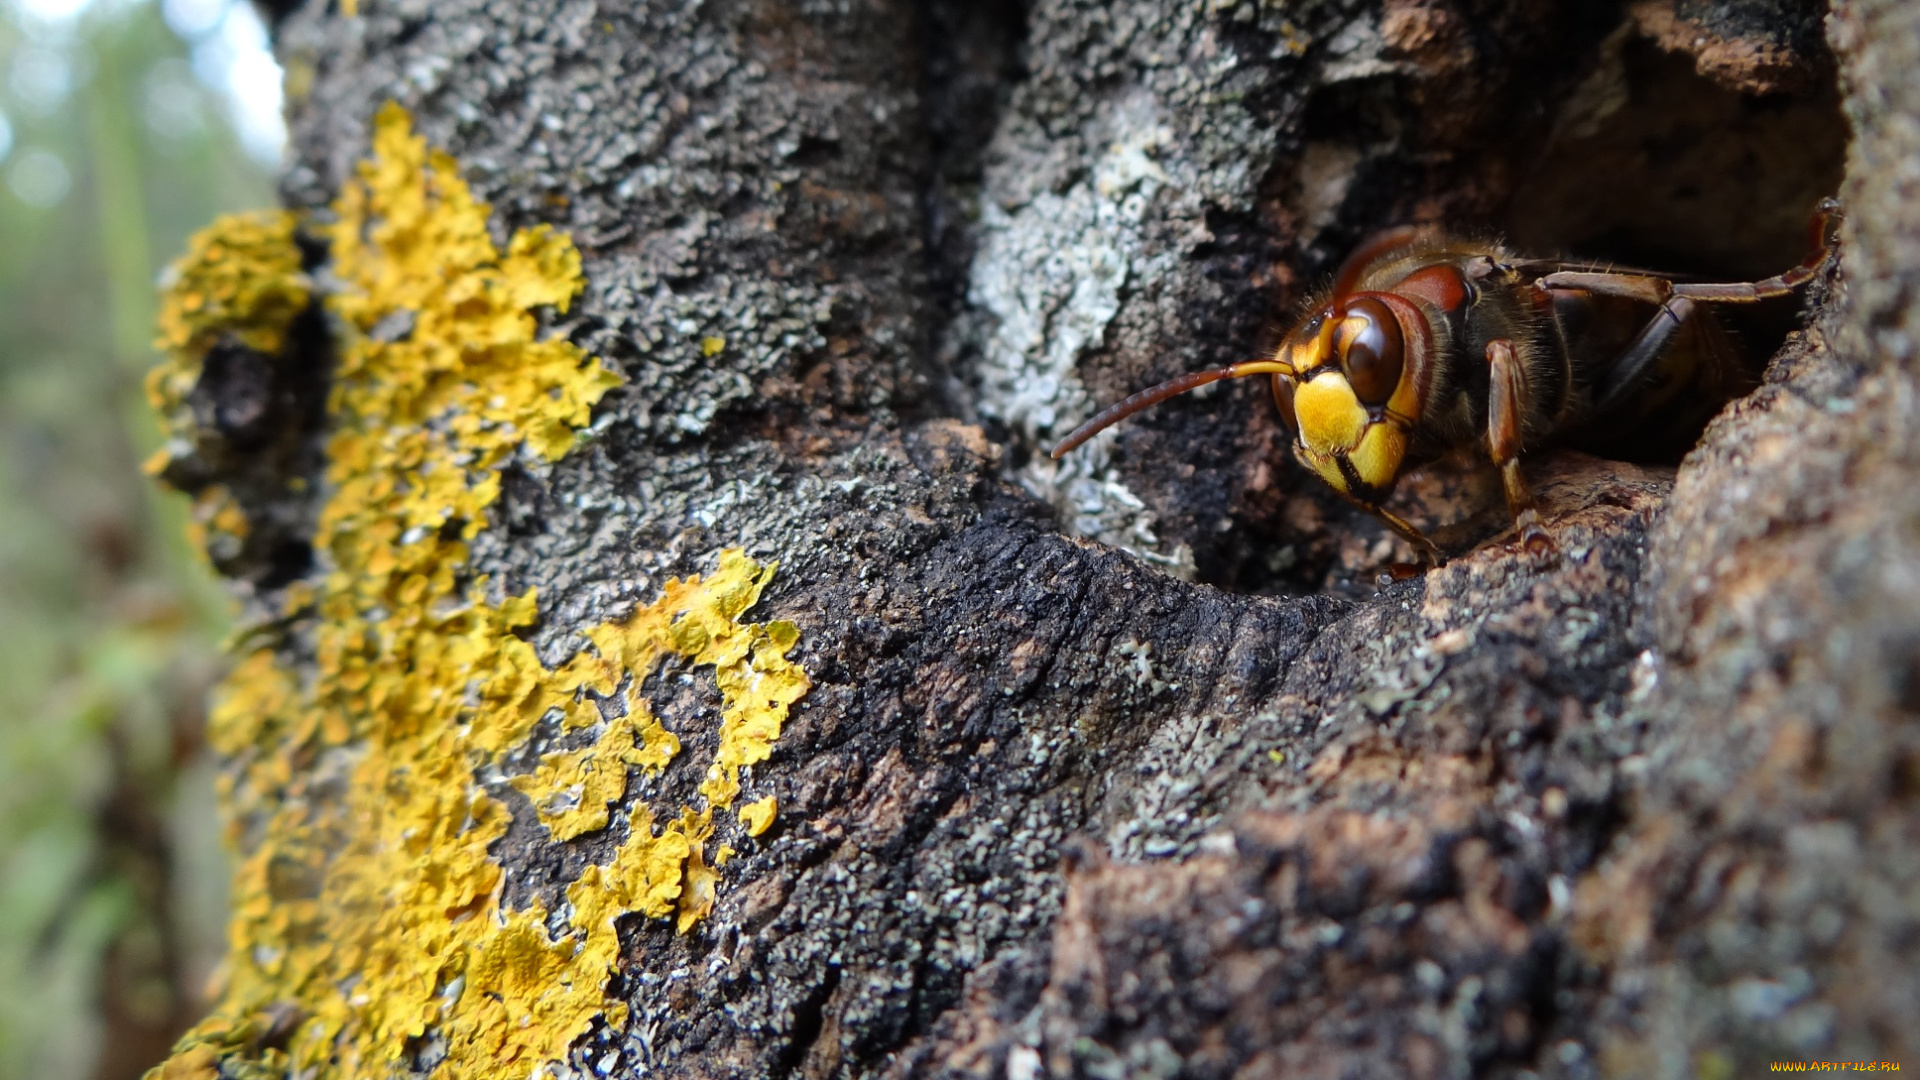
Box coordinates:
[1051,199,1844,565]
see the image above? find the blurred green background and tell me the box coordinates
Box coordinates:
[1,0,279,1075]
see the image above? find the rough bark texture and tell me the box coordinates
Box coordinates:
[179,0,1917,1075]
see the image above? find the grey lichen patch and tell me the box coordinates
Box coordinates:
[280,0,927,448]
[948,1,1339,535]
[965,94,1189,567]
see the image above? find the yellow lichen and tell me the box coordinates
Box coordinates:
[179,483,254,565]
[151,208,309,390]
[152,104,807,1080]
[146,209,310,484]
[738,795,778,837]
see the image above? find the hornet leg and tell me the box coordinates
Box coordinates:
[1331,490,1444,568]
[1537,197,1843,307]
[1486,338,1554,559]
[1533,199,1843,414]
[1591,294,1697,414]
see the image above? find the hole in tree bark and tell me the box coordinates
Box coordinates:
[1183,16,1846,599]
[1503,33,1846,418]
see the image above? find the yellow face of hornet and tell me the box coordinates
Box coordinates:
[1275,296,1413,503]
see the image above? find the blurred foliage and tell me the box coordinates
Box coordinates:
[0,1,274,1077]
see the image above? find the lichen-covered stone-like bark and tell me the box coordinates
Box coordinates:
[146,0,1915,1078]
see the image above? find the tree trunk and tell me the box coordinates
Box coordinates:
[149,0,1917,1078]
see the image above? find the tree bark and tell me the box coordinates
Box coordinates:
[153,0,1917,1077]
